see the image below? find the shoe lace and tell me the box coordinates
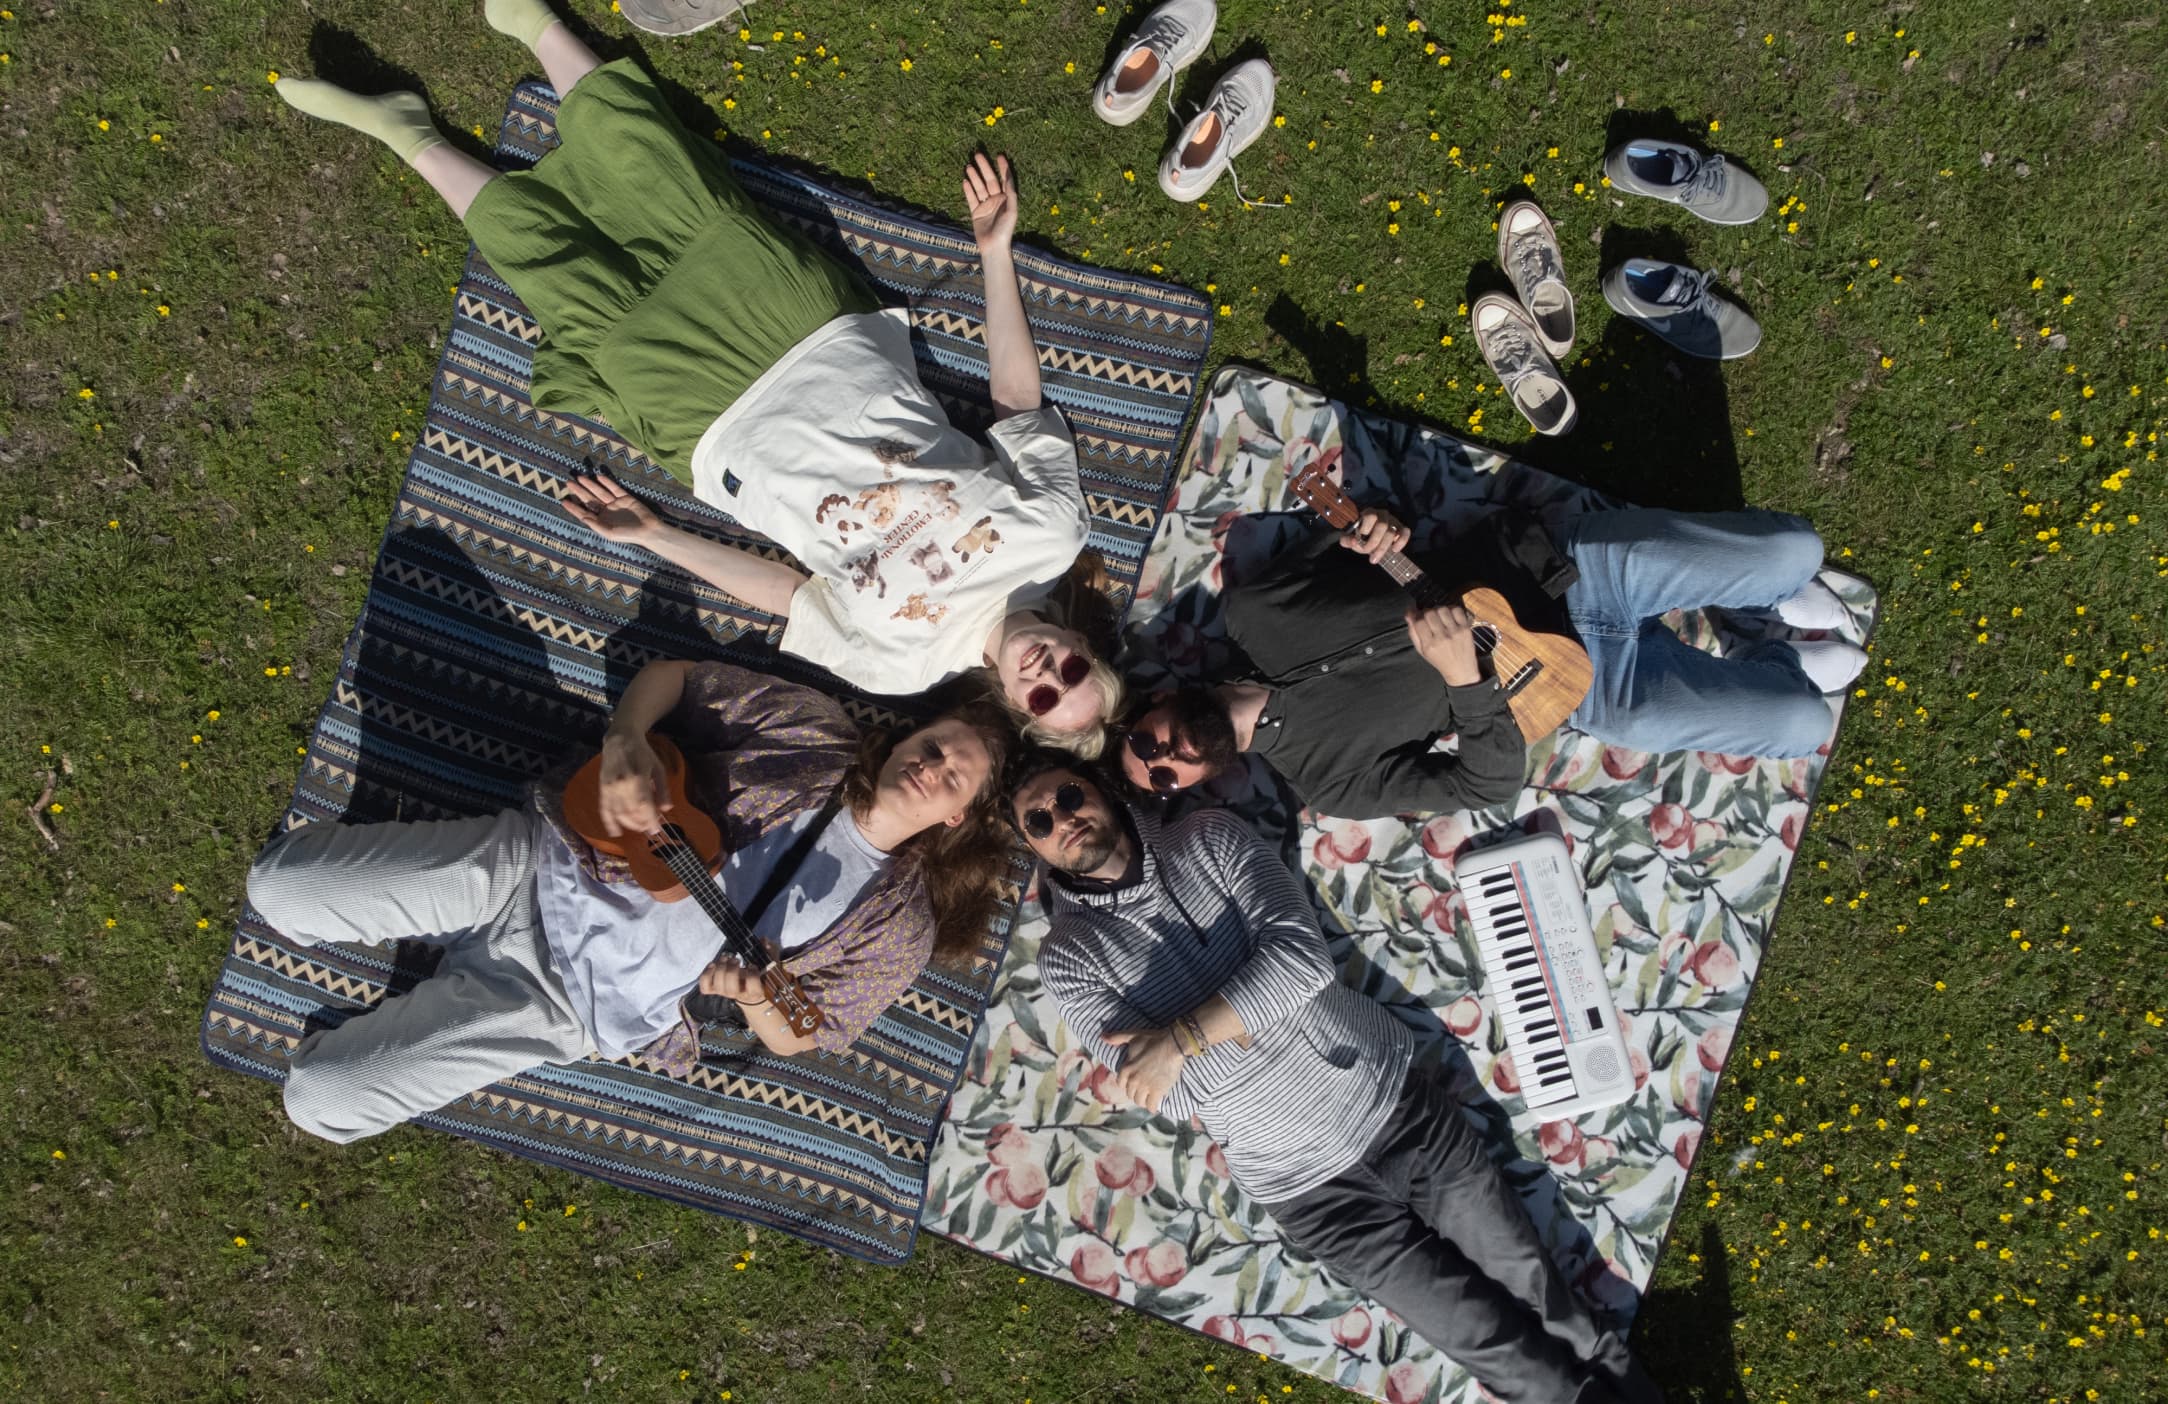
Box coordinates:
[1174,72,1284,211]
[1683,152,1730,203]
[1650,264,1711,309]
[1483,315,1544,383]
[1509,230,1563,293]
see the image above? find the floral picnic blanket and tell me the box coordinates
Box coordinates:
[919,367,1875,1402]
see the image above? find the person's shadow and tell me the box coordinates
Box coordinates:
[1630,1220,1753,1402]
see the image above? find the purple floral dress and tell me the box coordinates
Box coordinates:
[530,661,938,1069]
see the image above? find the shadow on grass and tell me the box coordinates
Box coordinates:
[1632,1220,1753,1404]
[1267,257,1748,512]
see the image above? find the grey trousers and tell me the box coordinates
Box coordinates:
[1264,1068,1662,1404]
[246,808,592,1144]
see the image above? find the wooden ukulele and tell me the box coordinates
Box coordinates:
[1287,462,1592,742]
[560,733,824,1039]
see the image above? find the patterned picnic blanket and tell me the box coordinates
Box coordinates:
[921,367,1876,1400]
[198,84,1210,1264]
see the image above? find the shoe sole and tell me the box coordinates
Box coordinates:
[1495,200,1573,359]
[1470,293,1578,436]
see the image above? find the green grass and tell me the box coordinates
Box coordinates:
[4,1,2165,1399]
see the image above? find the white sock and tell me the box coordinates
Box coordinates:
[1790,640,1867,695]
[1772,578,1849,631]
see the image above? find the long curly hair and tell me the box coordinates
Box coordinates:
[981,550,1127,761]
[840,697,1019,965]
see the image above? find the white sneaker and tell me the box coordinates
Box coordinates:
[1093,0,1217,127]
[1772,577,1849,631]
[1789,639,1868,695]
[1157,58,1275,203]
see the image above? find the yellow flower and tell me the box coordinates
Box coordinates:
[150,133,162,143]
[1370,78,1383,93]
[1272,114,1284,127]
[1499,68,1511,79]
[1844,30,1856,43]
[47,802,62,814]
[899,58,911,70]
[1278,253,1290,265]
[265,69,279,83]
[207,710,220,721]
[1123,168,1135,182]
[197,918,209,929]
[1708,120,1720,133]
[1373,22,1387,36]
[77,387,95,400]
[233,1236,247,1247]
[1407,19,1421,31]
[1218,303,1232,316]
[1771,136,1784,149]
[1387,223,1399,235]
[1063,61,1073,74]
[1880,356,1893,369]
[98,119,110,131]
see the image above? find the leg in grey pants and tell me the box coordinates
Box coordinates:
[246,808,591,1144]
[1264,1068,1662,1404]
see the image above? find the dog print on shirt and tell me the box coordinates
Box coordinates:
[951,516,1003,562]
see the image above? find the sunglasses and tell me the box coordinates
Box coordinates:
[1025,652,1094,717]
[1123,728,1184,794]
[1020,782,1088,840]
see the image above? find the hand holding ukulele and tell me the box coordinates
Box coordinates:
[596,728,673,836]
[1407,600,1485,688]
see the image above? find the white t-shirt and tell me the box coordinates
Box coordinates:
[535,805,891,1059]
[688,308,1089,697]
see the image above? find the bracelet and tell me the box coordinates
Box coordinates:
[740,993,771,1008]
[1174,1015,1206,1057]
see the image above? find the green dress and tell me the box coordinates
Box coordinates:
[463,59,879,483]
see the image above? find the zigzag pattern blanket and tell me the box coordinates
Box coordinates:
[198,85,1210,1263]
[921,368,1876,1400]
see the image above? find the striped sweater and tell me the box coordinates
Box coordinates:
[1037,805,1413,1203]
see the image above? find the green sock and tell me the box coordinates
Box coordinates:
[485,0,561,48]
[274,79,444,164]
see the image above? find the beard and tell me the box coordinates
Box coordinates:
[1062,821,1123,876]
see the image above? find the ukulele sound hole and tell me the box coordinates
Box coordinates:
[1473,624,1501,654]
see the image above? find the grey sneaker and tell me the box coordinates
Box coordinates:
[1602,138,1768,225]
[619,0,745,36]
[1470,293,1578,436]
[1157,58,1275,203]
[1602,258,1762,360]
[1093,0,1217,127]
[1497,201,1573,358]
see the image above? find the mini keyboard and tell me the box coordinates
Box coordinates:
[1454,831,1634,1125]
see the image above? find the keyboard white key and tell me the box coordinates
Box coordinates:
[1452,832,1634,1126]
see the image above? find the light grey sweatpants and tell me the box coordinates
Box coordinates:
[245,808,592,1144]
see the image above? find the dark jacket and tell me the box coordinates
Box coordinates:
[1217,509,1576,820]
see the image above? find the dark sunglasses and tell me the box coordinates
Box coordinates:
[1025,652,1094,717]
[1123,728,1183,794]
[1020,782,1088,840]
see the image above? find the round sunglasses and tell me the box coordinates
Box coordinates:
[1124,727,1184,794]
[1020,781,1087,840]
[1026,652,1093,717]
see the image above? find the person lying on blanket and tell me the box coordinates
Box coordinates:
[1119,502,1870,818]
[273,0,1121,757]
[247,659,1013,1145]
[1009,754,1665,1404]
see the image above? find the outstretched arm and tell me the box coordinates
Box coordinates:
[561,474,809,617]
[964,152,1043,420]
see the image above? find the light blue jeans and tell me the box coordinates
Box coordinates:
[1560,508,1834,757]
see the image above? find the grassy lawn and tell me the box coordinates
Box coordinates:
[4,0,2164,1400]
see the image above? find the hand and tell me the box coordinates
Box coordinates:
[963,151,1019,254]
[596,729,672,837]
[1103,1027,1186,1114]
[1339,508,1412,564]
[697,957,766,1004]
[1406,600,1484,688]
[561,472,666,546]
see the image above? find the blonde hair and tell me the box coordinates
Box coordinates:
[1020,657,1124,760]
[982,549,1126,760]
